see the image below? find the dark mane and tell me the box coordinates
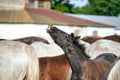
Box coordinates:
[71,33,90,58]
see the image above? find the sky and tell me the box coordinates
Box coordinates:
[69,0,89,7]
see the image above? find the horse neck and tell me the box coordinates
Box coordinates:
[61,42,88,75]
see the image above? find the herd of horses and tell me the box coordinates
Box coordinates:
[0,25,120,80]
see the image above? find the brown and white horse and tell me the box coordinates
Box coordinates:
[0,40,39,80]
[47,25,117,80]
[0,36,70,80]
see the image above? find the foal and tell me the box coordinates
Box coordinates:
[47,25,117,80]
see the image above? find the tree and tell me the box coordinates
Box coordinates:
[73,0,120,16]
[51,0,74,13]
[51,0,120,16]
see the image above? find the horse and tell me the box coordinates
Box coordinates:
[102,57,120,80]
[102,34,120,43]
[0,36,75,80]
[82,34,120,44]
[0,36,49,44]
[0,39,6,41]
[0,40,39,80]
[39,54,70,80]
[12,37,70,80]
[12,36,49,44]
[31,42,64,57]
[86,39,120,59]
[81,36,101,44]
[47,25,117,80]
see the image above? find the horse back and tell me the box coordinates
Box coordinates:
[39,54,70,80]
[82,59,110,80]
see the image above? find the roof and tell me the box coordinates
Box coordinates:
[67,14,119,27]
[0,7,112,27]
[0,9,34,23]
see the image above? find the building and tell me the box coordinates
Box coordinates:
[25,0,50,9]
[67,14,120,30]
[0,0,117,42]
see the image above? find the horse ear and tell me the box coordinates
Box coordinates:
[70,33,81,40]
[75,36,80,40]
[70,33,74,38]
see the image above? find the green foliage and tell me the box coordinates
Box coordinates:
[51,0,74,13]
[88,0,120,16]
[51,0,120,16]
[74,0,120,16]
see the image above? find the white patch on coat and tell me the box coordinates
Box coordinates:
[108,59,120,80]
[86,39,120,59]
[0,40,39,80]
[31,42,64,57]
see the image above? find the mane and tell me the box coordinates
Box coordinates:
[74,41,90,58]
[70,33,90,58]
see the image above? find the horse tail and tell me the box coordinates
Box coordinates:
[25,45,39,80]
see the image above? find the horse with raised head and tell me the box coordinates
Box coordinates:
[0,40,39,80]
[47,25,117,80]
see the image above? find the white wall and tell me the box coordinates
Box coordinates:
[0,24,81,43]
[81,27,120,37]
[0,24,119,43]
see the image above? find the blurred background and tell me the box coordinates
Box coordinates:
[0,0,120,43]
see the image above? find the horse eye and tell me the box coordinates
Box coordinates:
[65,35,70,41]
